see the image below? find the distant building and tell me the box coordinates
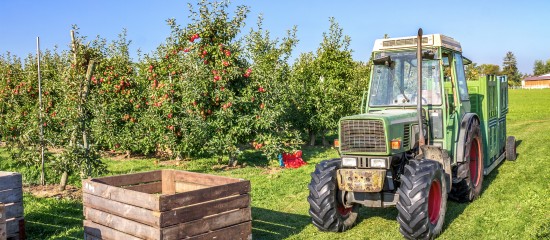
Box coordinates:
[522,73,550,88]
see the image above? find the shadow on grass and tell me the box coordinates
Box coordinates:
[516,139,523,147]
[239,145,338,169]
[239,150,270,168]
[252,207,310,239]
[24,195,83,239]
[441,158,503,234]
[356,206,399,225]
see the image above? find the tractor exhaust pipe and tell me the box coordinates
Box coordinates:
[417,28,426,153]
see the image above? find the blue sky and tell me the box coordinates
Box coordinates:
[1,0,548,74]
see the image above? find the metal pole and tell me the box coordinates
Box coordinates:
[37,37,45,185]
[417,28,426,152]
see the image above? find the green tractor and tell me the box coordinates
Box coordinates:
[307,29,517,239]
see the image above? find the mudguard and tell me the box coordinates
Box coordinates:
[455,113,480,180]
[419,145,452,193]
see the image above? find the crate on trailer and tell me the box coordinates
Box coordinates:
[0,172,25,240]
[82,169,252,240]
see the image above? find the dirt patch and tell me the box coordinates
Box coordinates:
[211,163,247,171]
[24,184,82,200]
[263,167,283,175]
[156,159,187,167]
[102,150,151,161]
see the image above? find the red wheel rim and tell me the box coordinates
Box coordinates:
[428,179,442,224]
[337,205,352,216]
[469,138,481,187]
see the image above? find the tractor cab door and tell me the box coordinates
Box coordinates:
[443,51,470,116]
[442,51,471,162]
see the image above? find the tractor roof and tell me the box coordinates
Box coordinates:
[373,34,461,53]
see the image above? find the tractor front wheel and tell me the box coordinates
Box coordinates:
[308,159,358,232]
[397,159,447,240]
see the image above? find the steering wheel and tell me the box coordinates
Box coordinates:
[411,92,428,104]
[393,94,412,104]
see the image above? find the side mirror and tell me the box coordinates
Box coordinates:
[373,56,393,66]
[422,50,436,60]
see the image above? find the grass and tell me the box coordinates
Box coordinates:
[1,88,549,239]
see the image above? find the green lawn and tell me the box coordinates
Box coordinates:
[1,89,549,239]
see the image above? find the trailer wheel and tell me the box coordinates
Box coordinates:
[450,120,484,203]
[308,159,358,232]
[397,159,447,240]
[506,136,517,161]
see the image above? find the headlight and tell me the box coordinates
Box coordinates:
[342,157,357,167]
[370,158,387,168]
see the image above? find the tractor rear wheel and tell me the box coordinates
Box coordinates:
[450,120,484,202]
[308,159,358,232]
[397,159,447,240]
[506,136,517,161]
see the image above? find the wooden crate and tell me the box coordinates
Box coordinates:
[82,169,252,240]
[0,172,25,240]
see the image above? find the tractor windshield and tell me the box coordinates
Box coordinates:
[369,51,442,107]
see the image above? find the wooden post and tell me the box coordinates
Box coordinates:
[37,37,46,186]
[82,60,95,152]
[0,203,6,240]
[161,170,175,195]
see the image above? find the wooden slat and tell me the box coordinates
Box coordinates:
[174,182,210,193]
[2,203,23,219]
[5,218,22,238]
[0,189,23,204]
[84,220,142,240]
[123,182,162,194]
[0,172,22,192]
[0,204,5,240]
[160,181,250,211]
[161,170,175,195]
[187,221,252,240]
[84,207,160,240]
[93,170,162,187]
[83,180,160,211]
[172,171,241,186]
[83,193,160,227]
[161,208,251,239]
[160,194,250,227]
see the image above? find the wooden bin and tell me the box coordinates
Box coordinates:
[0,172,25,240]
[82,169,252,240]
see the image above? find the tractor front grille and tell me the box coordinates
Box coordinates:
[403,124,411,149]
[340,120,387,153]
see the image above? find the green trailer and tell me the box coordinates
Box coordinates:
[307,29,517,239]
[468,75,516,174]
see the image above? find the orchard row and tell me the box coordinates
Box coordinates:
[0,1,369,183]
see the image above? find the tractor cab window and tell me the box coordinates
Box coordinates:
[369,51,442,107]
[454,53,469,101]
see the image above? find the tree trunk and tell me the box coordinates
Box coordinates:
[228,154,238,167]
[59,172,68,191]
[309,130,316,146]
[322,130,330,146]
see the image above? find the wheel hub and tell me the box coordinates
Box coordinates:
[428,179,442,224]
[469,138,481,187]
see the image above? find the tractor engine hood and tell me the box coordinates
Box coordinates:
[338,109,419,155]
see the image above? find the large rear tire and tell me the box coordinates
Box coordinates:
[307,159,358,232]
[450,119,484,202]
[397,159,447,240]
[506,136,517,161]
